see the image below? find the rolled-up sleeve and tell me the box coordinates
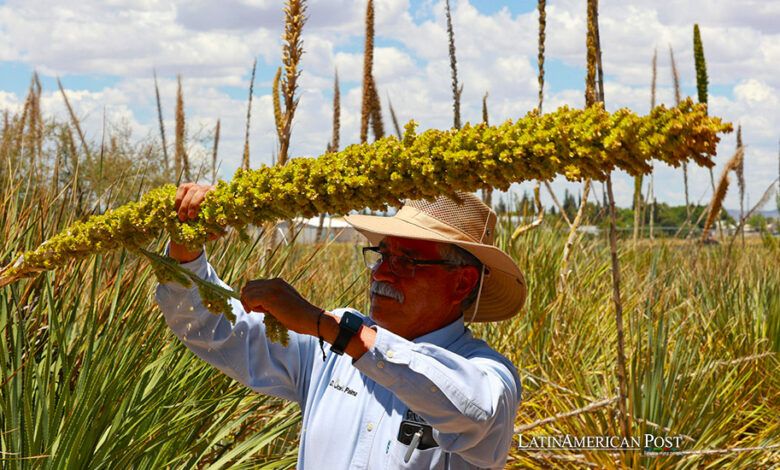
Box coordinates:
[153,243,316,404]
[352,326,521,468]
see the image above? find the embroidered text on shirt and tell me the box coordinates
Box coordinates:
[328,378,358,396]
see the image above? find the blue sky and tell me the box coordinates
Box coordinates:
[0,0,777,211]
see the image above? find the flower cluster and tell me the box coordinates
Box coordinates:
[264,315,290,347]
[0,100,731,344]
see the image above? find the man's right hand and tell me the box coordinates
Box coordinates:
[169,182,222,263]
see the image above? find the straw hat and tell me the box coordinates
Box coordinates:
[343,191,526,322]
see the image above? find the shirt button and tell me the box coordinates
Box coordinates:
[367,423,374,431]
[430,386,437,393]
[377,361,385,369]
[386,350,394,358]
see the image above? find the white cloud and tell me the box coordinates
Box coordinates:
[0,0,777,211]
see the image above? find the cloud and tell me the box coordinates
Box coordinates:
[0,0,777,211]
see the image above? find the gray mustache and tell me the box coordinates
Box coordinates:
[370,281,405,303]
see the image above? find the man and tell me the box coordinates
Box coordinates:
[155,183,527,469]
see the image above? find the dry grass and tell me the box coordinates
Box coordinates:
[701,146,743,241]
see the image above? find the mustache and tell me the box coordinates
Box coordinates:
[370,281,405,303]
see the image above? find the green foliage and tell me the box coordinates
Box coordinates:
[747,212,767,228]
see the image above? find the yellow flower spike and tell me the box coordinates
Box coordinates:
[0,100,732,343]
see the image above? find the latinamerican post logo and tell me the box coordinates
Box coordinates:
[517,434,685,455]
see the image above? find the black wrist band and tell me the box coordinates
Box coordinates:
[316,309,326,362]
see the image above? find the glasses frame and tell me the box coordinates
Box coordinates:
[362,246,462,279]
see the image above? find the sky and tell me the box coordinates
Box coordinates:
[0,0,778,211]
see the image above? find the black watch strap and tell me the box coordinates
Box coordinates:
[331,312,363,355]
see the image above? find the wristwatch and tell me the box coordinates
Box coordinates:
[331,311,363,355]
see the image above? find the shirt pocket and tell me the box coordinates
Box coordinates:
[386,439,448,469]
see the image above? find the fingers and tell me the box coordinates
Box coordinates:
[176,183,216,222]
[240,280,265,313]
[174,182,194,212]
[240,278,286,313]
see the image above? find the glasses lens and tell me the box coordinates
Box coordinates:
[389,256,415,278]
[363,249,382,270]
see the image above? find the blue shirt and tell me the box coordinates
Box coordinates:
[154,245,521,469]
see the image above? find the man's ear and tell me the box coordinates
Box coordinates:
[453,265,480,302]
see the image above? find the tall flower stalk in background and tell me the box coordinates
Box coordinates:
[318,70,341,241]
[278,0,306,165]
[153,70,169,173]
[388,95,402,140]
[360,0,376,143]
[175,75,190,181]
[647,48,658,239]
[693,24,709,110]
[736,125,745,244]
[369,76,384,141]
[694,24,718,208]
[513,0,548,232]
[446,0,462,130]
[670,46,691,226]
[560,0,595,290]
[481,92,492,205]
[211,119,220,185]
[242,58,257,170]
[272,66,283,149]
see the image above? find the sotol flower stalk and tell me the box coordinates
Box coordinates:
[1,101,731,344]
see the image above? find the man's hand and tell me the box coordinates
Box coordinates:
[169,182,223,263]
[240,278,322,337]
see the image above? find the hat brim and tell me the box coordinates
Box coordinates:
[343,213,527,322]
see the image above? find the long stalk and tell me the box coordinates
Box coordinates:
[278,0,307,165]
[736,125,745,245]
[670,46,691,229]
[560,0,598,291]
[175,75,189,181]
[57,78,92,162]
[605,174,631,440]
[445,0,461,130]
[387,94,402,140]
[330,69,341,152]
[369,76,384,140]
[153,69,169,173]
[481,92,492,205]
[360,0,375,143]
[648,48,657,239]
[595,0,630,441]
[242,58,257,170]
[211,119,220,185]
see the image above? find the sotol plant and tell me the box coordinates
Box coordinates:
[1,101,731,343]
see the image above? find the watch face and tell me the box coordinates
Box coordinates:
[343,312,363,332]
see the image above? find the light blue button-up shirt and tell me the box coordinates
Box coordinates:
[154,245,521,469]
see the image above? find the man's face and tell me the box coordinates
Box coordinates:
[368,236,478,339]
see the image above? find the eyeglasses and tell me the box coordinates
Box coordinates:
[361,246,462,279]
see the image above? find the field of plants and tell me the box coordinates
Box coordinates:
[2,0,780,468]
[2,152,779,468]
